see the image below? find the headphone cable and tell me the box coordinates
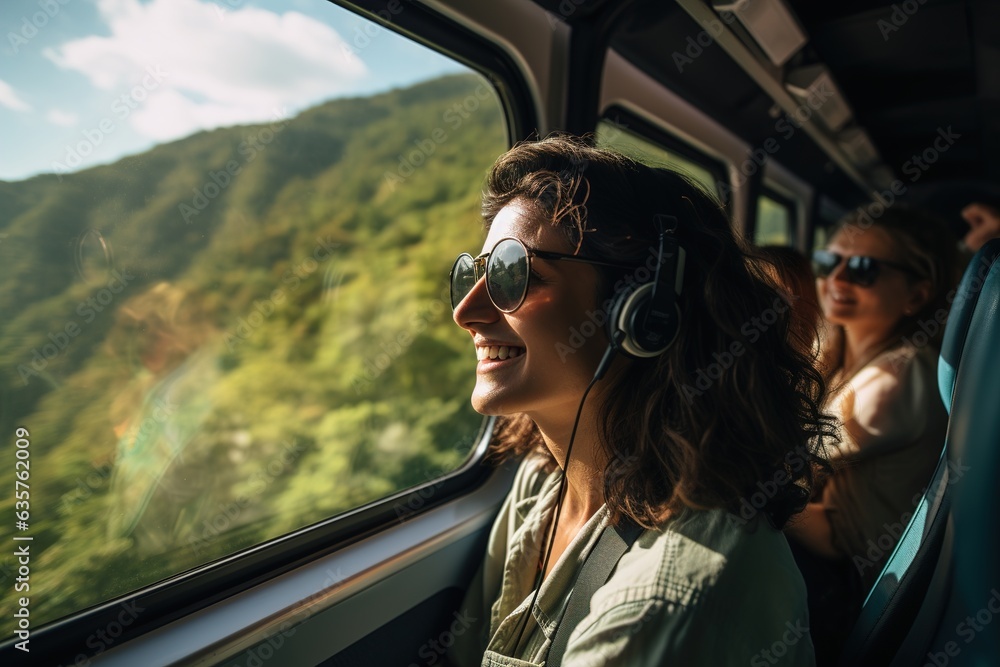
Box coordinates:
[509,338,620,654]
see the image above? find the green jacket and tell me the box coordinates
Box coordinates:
[449,456,816,666]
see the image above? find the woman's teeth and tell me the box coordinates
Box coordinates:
[477,345,523,361]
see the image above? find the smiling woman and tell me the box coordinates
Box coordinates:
[447,135,835,666]
[786,205,960,664]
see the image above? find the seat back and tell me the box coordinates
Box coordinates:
[838,239,1000,666]
[889,239,1000,665]
[938,241,1000,412]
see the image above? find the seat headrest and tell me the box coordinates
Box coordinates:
[938,238,1000,411]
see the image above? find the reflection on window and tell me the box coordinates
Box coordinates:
[0,0,505,637]
[755,195,792,245]
[595,120,719,196]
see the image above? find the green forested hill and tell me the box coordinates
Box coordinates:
[0,73,506,636]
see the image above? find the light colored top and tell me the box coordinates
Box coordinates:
[821,340,948,587]
[449,456,816,666]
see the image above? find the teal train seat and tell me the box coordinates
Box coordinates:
[939,241,1000,413]
[838,239,1000,666]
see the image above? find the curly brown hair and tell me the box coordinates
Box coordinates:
[481,135,835,530]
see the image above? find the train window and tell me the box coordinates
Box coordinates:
[754,193,793,246]
[595,120,719,196]
[813,224,830,252]
[0,0,506,638]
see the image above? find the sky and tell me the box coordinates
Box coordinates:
[0,0,466,181]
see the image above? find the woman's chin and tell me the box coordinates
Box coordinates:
[471,387,520,417]
[822,306,856,326]
[470,402,497,416]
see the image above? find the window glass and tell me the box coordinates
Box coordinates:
[0,0,505,637]
[755,195,792,246]
[595,120,719,196]
[813,224,829,252]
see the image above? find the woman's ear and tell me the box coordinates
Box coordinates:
[904,279,932,316]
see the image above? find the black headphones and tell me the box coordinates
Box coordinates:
[606,214,686,358]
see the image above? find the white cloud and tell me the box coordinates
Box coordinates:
[46,109,80,126]
[0,80,32,112]
[43,0,367,142]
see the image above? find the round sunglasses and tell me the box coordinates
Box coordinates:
[450,237,632,312]
[812,249,922,287]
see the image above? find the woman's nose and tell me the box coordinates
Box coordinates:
[453,275,499,331]
[828,258,851,283]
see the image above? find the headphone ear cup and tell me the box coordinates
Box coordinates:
[607,283,680,359]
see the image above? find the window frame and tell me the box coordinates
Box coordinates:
[0,0,534,661]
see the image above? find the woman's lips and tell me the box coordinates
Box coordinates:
[829,292,856,305]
